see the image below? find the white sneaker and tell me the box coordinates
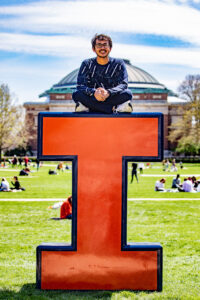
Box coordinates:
[75,102,89,112]
[115,100,133,113]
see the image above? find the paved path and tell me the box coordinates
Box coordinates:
[1,198,200,201]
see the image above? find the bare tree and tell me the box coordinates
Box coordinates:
[168,75,200,155]
[0,84,27,161]
[178,75,200,102]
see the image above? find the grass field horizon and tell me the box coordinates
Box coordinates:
[0,162,200,299]
[0,161,200,199]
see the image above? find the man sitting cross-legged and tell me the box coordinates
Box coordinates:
[73,33,133,114]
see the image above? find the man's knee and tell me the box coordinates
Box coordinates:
[72,90,83,102]
[121,89,132,100]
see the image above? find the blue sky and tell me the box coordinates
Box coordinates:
[0,0,200,104]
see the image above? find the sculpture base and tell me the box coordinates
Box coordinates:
[37,243,162,291]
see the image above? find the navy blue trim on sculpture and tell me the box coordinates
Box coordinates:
[37,114,78,289]
[37,112,163,291]
[37,111,163,161]
[121,112,163,291]
[157,247,163,292]
[121,156,163,291]
[38,111,163,119]
[36,156,77,289]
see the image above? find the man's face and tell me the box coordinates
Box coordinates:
[93,38,111,58]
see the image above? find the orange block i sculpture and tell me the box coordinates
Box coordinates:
[36,112,163,291]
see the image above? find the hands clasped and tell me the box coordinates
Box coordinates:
[94,87,110,102]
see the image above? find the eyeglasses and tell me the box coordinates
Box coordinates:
[95,43,110,49]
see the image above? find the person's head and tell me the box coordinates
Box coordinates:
[91,34,112,59]
[68,195,72,204]
[2,177,5,181]
[192,176,196,182]
[13,176,18,181]
[176,174,180,179]
[160,178,166,183]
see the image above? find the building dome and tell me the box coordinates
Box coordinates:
[24,58,184,156]
[39,59,169,98]
[54,59,160,87]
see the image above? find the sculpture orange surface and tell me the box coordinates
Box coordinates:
[37,113,163,291]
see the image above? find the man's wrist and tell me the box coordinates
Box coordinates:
[90,89,96,97]
[107,89,112,96]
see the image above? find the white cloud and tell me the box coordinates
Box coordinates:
[0,0,200,45]
[1,0,200,104]
[113,43,200,69]
[1,32,200,69]
[0,32,90,57]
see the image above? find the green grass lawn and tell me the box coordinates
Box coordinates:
[0,162,200,199]
[0,162,200,299]
[127,162,200,199]
[0,163,72,199]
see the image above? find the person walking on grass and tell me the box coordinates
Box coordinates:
[130,163,139,183]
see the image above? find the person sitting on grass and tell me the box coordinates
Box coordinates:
[181,177,196,192]
[171,174,181,188]
[48,196,72,219]
[48,169,57,175]
[11,176,25,191]
[191,176,198,188]
[0,177,11,192]
[19,168,29,176]
[57,162,64,172]
[197,181,200,192]
[155,178,166,192]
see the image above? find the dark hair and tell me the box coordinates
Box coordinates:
[14,176,18,180]
[160,178,166,183]
[91,34,112,49]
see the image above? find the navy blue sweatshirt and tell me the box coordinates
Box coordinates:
[76,57,128,96]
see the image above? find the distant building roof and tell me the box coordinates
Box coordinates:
[56,59,160,86]
[39,59,169,98]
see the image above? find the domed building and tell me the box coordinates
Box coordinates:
[24,59,186,155]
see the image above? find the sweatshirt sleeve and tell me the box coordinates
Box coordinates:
[107,60,128,95]
[76,61,96,96]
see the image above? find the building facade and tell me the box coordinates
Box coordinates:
[24,60,186,156]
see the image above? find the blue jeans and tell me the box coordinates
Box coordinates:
[72,89,132,114]
[66,214,72,219]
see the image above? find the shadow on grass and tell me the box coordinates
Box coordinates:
[0,283,114,300]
